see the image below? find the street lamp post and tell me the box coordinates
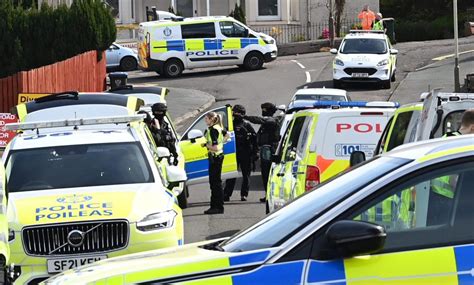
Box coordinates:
[207,0,210,16]
[453,0,461,92]
[329,0,335,47]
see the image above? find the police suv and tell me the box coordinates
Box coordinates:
[331,30,397,89]
[4,94,186,284]
[137,16,277,77]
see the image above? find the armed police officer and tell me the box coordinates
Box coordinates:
[224,105,257,202]
[151,103,179,165]
[244,102,281,204]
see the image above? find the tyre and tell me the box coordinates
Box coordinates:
[381,79,391,89]
[177,185,188,209]
[243,52,264,71]
[265,201,270,214]
[391,71,396,82]
[163,58,184,78]
[119,56,137,71]
[333,79,342,89]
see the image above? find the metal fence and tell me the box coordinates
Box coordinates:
[251,19,359,45]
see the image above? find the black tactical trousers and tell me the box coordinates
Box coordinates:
[209,154,224,210]
[224,154,251,198]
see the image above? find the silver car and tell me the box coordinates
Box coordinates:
[106,43,138,71]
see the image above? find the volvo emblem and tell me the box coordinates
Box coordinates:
[67,230,84,247]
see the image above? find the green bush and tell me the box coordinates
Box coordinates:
[229,3,246,25]
[396,16,454,42]
[0,0,116,78]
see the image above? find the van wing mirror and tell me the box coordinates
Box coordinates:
[350,151,366,167]
[157,147,171,162]
[271,153,281,163]
[188,129,204,142]
[330,48,338,54]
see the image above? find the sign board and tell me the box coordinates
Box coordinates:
[18,93,49,104]
[0,113,18,148]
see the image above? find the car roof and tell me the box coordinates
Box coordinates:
[296,106,395,115]
[9,127,138,151]
[344,32,387,40]
[383,135,474,161]
[294,88,347,96]
[140,16,235,26]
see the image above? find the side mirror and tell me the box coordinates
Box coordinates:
[271,153,281,163]
[326,220,386,259]
[166,165,187,183]
[277,104,286,111]
[157,147,171,162]
[330,48,338,54]
[188,129,204,143]
[350,151,366,167]
[287,150,296,161]
[390,49,398,55]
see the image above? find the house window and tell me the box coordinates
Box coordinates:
[257,0,280,20]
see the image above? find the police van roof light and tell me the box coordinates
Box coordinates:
[5,115,146,131]
[349,29,385,34]
[312,101,399,108]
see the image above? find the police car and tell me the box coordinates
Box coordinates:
[137,16,277,77]
[44,135,474,284]
[331,30,397,89]
[4,95,187,284]
[269,101,397,212]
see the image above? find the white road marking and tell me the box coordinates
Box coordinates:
[305,71,311,83]
[291,59,306,69]
[432,50,474,61]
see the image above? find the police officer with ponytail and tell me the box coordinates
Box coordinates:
[203,112,228,214]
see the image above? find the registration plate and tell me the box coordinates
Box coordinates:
[352,73,369,78]
[47,255,106,273]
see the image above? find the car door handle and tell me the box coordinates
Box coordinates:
[277,173,285,177]
[292,172,305,175]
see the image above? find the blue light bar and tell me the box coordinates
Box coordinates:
[312,101,400,108]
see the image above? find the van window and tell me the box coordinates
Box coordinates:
[375,117,393,155]
[219,21,248,38]
[443,110,464,136]
[386,111,413,152]
[296,117,312,157]
[283,117,306,161]
[181,23,216,39]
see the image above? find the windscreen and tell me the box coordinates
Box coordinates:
[6,142,153,192]
[340,38,387,54]
[294,94,347,101]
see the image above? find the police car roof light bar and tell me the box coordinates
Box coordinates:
[5,115,145,131]
[312,101,399,108]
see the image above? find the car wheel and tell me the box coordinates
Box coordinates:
[119,56,137,71]
[177,185,188,209]
[163,58,184,78]
[243,52,264,71]
[333,79,342,89]
[391,71,396,82]
[381,79,391,89]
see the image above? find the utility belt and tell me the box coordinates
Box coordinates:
[208,152,224,164]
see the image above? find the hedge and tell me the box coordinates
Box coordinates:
[395,16,460,42]
[0,0,116,79]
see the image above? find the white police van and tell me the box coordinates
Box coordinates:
[137,16,278,77]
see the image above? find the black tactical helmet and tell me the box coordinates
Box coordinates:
[261,102,276,112]
[232,104,246,115]
[151,103,167,113]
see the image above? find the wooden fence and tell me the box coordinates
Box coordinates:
[0,50,106,113]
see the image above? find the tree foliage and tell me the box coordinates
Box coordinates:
[0,0,116,78]
[229,3,246,25]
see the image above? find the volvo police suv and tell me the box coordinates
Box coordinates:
[3,114,184,284]
[331,30,397,89]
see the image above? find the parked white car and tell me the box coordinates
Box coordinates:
[106,43,138,71]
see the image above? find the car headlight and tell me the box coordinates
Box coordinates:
[263,38,275,45]
[377,59,389,66]
[137,210,177,232]
[335,59,344,66]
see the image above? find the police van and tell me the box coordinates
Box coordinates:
[268,101,397,212]
[138,16,278,77]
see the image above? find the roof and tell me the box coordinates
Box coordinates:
[140,16,234,26]
[344,32,387,40]
[296,107,394,116]
[294,88,347,96]
[384,135,474,162]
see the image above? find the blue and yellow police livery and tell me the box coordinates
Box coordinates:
[45,135,474,284]
[138,16,277,77]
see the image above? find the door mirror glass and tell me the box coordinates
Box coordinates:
[330,48,338,54]
[325,220,386,259]
[157,147,171,160]
[350,151,366,167]
[188,129,204,141]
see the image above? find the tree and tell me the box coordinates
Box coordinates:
[334,0,345,37]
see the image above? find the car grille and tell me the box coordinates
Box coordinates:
[22,220,129,256]
[344,68,377,75]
